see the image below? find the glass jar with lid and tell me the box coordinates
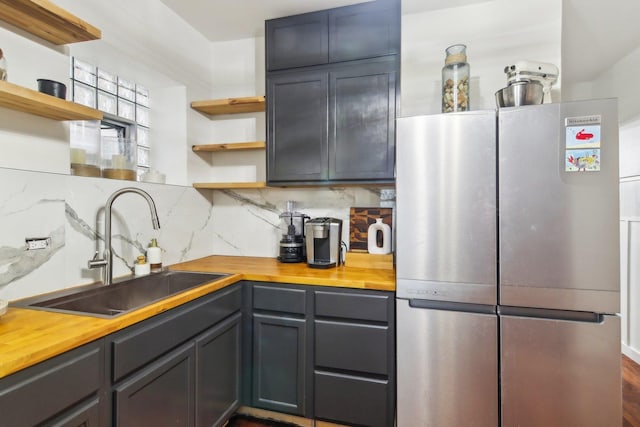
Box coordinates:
[442,44,470,113]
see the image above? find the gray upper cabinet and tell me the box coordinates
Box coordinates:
[267,71,328,182]
[266,0,400,71]
[329,59,397,181]
[266,0,400,186]
[328,0,400,63]
[266,12,328,71]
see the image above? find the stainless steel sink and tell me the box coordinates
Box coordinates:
[15,271,228,318]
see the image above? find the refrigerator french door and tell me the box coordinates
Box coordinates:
[396,100,621,427]
[396,110,499,427]
[498,99,621,426]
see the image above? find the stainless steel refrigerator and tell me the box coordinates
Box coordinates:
[396,100,621,427]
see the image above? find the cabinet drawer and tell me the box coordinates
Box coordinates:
[0,340,103,427]
[315,320,388,375]
[314,290,391,322]
[315,371,391,427]
[253,285,307,315]
[112,285,241,382]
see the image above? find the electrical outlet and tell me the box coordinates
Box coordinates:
[26,237,51,250]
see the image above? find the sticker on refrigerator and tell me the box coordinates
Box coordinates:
[566,148,600,172]
[565,115,601,172]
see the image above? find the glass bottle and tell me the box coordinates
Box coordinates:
[442,44,469,113]
[0,48,7,81]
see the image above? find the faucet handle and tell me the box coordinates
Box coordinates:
[88,251,107,269]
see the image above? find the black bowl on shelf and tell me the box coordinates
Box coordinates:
[37,79,67,99]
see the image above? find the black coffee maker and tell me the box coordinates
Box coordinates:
[277,201,309,263]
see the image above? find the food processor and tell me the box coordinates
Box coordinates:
[277,200,310,263]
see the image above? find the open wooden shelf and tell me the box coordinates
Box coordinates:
[0,0,101,44]
[193,182,268,190]
[192,141,266,152]
[0,80,103,121]
[191,96,265,115]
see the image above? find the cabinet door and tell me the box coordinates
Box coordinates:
[0,341,104,427]
[267,71,329,183]
[114,343,195,427]
[266,11,328,71]
[252,313,308,416]
[196,312,242,427]
[46,396,101,427]
[329,60,397,181]
[329,0,400,63]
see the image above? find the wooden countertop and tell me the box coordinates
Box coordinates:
[0,256,395,379]
[171,255,396,291]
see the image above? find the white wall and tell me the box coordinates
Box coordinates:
[401,0,562,116]
[620,120,640,364]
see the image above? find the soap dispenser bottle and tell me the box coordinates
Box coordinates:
[134,255,150,276]
[147,238,162,272]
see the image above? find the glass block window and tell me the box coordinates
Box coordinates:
[71,57,151,175]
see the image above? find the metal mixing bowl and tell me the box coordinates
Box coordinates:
[495,81,544,108]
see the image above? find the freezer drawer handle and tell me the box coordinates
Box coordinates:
[408,299,496,315]
[498,306,604,323]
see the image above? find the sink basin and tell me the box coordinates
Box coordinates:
[16,271,228,318]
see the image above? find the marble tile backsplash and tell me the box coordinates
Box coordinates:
[0,167,390,301]
[0,169,214,301]
[211,187,386,257]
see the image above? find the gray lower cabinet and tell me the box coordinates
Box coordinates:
[252,314,308,416]
[110,284,243,426]
[313,288,395,427]
[0,340,105,427]
[114,342,196,426]
[250,283,312,417]
[247,282,395,426]
[196,312,242,427]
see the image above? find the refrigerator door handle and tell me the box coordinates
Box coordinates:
[408,298,497,315]
[498,305,605,323]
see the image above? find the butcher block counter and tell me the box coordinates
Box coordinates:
[0,255,395,379]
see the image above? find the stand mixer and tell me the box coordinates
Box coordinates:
[277,200,310,263]
[503,60,559,103]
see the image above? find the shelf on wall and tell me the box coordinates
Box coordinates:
[192,141,266,152]
[0,0,101,44]
[193,182,268,190]
[191,96,265,115]
[0,80,103,121]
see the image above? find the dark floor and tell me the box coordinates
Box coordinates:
[228,356,640,427]
[226,414,299,427]
[624,355,640,427]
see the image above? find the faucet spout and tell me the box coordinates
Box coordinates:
[88,187,161,285]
